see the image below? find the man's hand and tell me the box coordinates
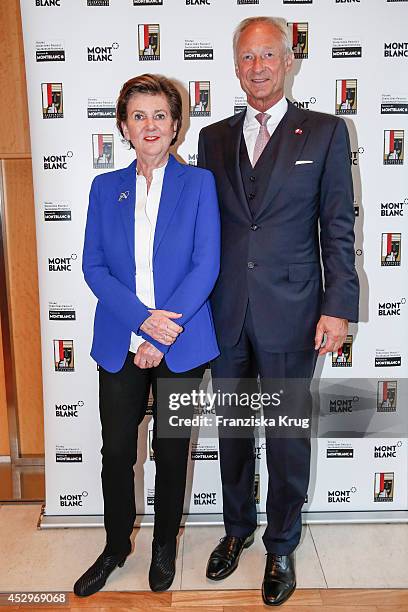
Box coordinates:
[140,309,183,345]
[314,315,348,356]
[134,341,163,369]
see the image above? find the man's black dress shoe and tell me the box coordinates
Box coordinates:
[206,533,254,580]
[73,547,129,597]
[262,553,296,606]
[148,539,177,592]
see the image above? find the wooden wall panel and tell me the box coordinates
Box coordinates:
[0,318,10,456]
[2,159,43,456]
[0,0,31,156]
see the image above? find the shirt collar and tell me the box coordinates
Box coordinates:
[244,96,288,129]
[136,157,168,181]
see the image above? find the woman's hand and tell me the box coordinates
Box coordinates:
[140,309,183,345]
[134,341,163,369]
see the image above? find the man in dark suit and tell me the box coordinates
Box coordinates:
[197,16,359,606]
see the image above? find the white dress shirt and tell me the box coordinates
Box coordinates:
[129,161,167,353]
[243,96,288,166]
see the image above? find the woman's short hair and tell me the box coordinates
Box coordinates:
[116,74,182,148]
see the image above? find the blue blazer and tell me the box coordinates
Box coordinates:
[82,154,221,373]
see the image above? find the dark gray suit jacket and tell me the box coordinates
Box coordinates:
[197,100,359,351]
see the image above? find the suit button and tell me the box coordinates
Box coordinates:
[250,224,259,231]
[249,175,256,182]
[247,261,256,269]
[248,193,255,200]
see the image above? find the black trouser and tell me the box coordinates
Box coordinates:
[211,304,318,556]
[99,351,205,555]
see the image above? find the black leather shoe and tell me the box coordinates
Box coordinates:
[262,553,296,606]
[206,533,254,580]
[73,548,129,597]
[148,539,177,592]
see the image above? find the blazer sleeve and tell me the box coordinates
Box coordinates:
[82,176,151,334]
[319,119,359,322]
[159,170,220,326]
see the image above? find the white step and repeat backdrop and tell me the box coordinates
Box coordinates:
[20,0,408,523]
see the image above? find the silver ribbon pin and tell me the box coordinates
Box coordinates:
[118,191,130,202]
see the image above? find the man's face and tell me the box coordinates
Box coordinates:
[235,22,293,111]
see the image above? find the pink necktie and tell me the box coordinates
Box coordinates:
[252,112,271,166]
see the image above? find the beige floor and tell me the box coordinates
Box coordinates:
[0,504,407,593]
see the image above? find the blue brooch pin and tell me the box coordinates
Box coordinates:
[118,191,130,202]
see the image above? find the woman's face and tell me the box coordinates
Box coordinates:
[121,93,177,160]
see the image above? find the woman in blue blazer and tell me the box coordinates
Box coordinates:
[74,74,220,597]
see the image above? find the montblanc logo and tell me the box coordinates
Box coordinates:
[44,200,71,221]
[43,151,73,170]
[332,36,362,58]
[87,42,119,62]
[381,198,408,217]
[88,0,110,5]
[254,442,266,460]
[384,42,408,58]
[191,442,218,460]
[374,441,402,458]
[56,445,82,463]
[133,0,163,4]
[237,0,259,4]
[327,446,354,458]
[88,98,115,119]
[350,147,364,165]
[48,253,77,272]
[184,40,214,60]
[36,41,65,62]
[328,487,357,503]
[59,491,88,507]
[378,298,405,316]
[329,396,359,413]
[375,349,401,367]
[381,94,408,114]
[193,492,216,505]
[48,301,76,320]
[36,0,61,5]
[293,97,316,110]
[335,0,360,3]
[186,0,210,4]
[55,400,83,417]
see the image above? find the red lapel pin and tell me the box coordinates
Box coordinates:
[295,128,303,135]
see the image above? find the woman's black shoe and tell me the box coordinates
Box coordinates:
[73,548,129,597]
[148,539,177,592]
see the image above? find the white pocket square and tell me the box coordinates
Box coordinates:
[295,160,314,165]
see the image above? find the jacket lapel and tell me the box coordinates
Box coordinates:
[153,155,186,259]
[255,101,310,218]
[225,110,252,217]
[117,159,137,260]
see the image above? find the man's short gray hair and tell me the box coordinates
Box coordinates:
[233,16,293,63]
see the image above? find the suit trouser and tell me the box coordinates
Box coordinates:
[211,304,318,556]
[99,351,205,555]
